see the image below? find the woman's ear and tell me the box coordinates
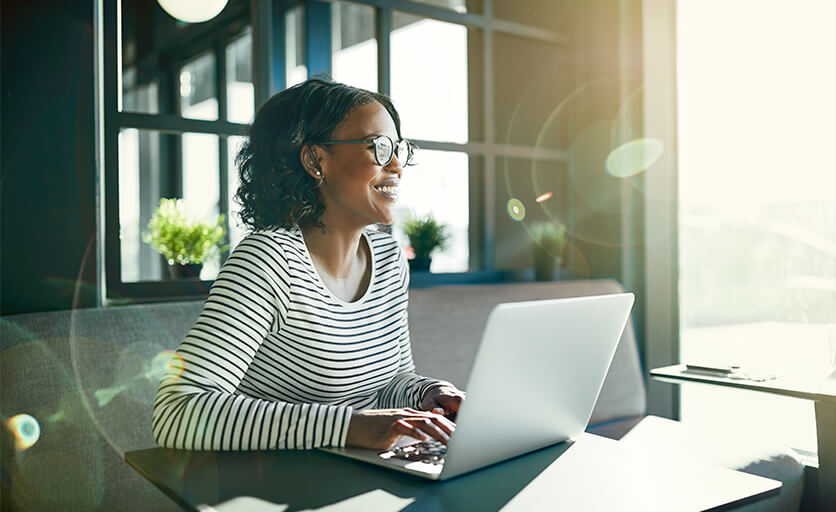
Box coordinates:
[300,144,324,179]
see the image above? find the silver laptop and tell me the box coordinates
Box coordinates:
[320,292,635,480]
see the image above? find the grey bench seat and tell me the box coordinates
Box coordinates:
[1,279,803,510]
[1,301,199,510]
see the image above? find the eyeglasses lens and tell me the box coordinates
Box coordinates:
[396,140,412,165]
[375,137,393,165]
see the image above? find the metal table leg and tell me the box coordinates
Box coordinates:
[815,401,836,510]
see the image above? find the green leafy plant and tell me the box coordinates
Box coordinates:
[402,213,449,258]
[530,222,567,258]
[142,198,228,266]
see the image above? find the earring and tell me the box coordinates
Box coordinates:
[315,171,322,176]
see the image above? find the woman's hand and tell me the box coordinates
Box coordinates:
[345,408,455,450]
[420,385,466,420]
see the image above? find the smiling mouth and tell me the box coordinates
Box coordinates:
[373,184,399,200]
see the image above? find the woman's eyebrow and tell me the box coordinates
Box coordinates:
[361,132,383,140]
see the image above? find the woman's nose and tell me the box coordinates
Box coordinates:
[385,155,403,176]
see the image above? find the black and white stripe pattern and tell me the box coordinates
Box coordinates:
[152,226,448,450]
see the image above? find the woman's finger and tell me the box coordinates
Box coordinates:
[392,418,427,441]
[428,412,456,435]
[406,417,450,444]
[409,409,456,435]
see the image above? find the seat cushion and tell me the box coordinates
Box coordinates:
[1,301,203,510]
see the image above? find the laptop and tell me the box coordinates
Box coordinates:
[320,292,635,481]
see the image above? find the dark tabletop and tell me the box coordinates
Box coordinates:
[126,434,780,512]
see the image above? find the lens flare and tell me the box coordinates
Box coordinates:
[94,350,187,408]
[148,350,186,381]
[508,74,648,249]
[605,138,664,178]
[7,413,41,450]
[506,198,526,222]
[94,385,127,408]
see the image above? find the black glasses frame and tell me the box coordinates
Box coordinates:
[319,135,417,166]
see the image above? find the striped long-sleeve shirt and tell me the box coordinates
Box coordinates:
[152,225,450,451]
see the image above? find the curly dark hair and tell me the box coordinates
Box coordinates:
[234,77,402,232]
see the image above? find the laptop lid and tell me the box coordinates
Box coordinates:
[439,292,635,479]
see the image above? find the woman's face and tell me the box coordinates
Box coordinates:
[315,101,403,227]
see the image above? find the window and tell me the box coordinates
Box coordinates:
[395,150,470,272]
[105,0,571,301]
[179,51,219,120]
[331,2,377,91]
[118,128,162,283]
[226,28,254,124]
[285,5,307,87]
[106,0,252,300]
[391,13,469,143]
[389,12,473,272]
[677,0,836,457]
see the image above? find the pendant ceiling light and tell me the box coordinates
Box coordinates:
[157,0,229,23]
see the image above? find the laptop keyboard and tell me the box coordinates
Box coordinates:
[380,439,447,465]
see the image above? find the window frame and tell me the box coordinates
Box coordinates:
[103,0,252,303]
[101,0,572,305]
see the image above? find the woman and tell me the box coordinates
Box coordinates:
[152,78,465,451]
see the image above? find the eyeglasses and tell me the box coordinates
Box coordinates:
[319,135,417,167]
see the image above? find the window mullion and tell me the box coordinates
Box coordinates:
[216,40,230,253]
[252,0,281,107]
[118,112,247,136]
[376,7,391,95]
[305,0,332,76]
[482,0,495,271]
[167,58,182,200]
[271,0,286,93]
[104,0,122,302]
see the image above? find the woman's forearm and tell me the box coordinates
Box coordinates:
[152,382,352,450]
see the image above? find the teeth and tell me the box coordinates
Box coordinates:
[376,185,398,194]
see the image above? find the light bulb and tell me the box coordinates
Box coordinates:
[157,0,229,24]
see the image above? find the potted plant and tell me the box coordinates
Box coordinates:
[530,222,567,281]
[402,213,449,272]
[142,198,228,279]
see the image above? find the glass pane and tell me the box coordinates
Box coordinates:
[120,0,165,114]
[391,13,470,143]
[122,67,159,114]
[286,6,307,87]
[493,31,572,149]
[677,0,836,454]
[394,150,469,273]
[180,51,219,120]
[495,157,573,274]
[331,2,377,91]
[120,131,224,282]
[119,129,164,283]
[227,136,248,248]
[182,133,221,280]
[226,27,254,124]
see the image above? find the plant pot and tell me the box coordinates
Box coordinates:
[408,255,432,272]
[168,263,203,280]
[533,248,560,281]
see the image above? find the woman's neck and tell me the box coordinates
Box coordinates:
[300,223,368,280]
